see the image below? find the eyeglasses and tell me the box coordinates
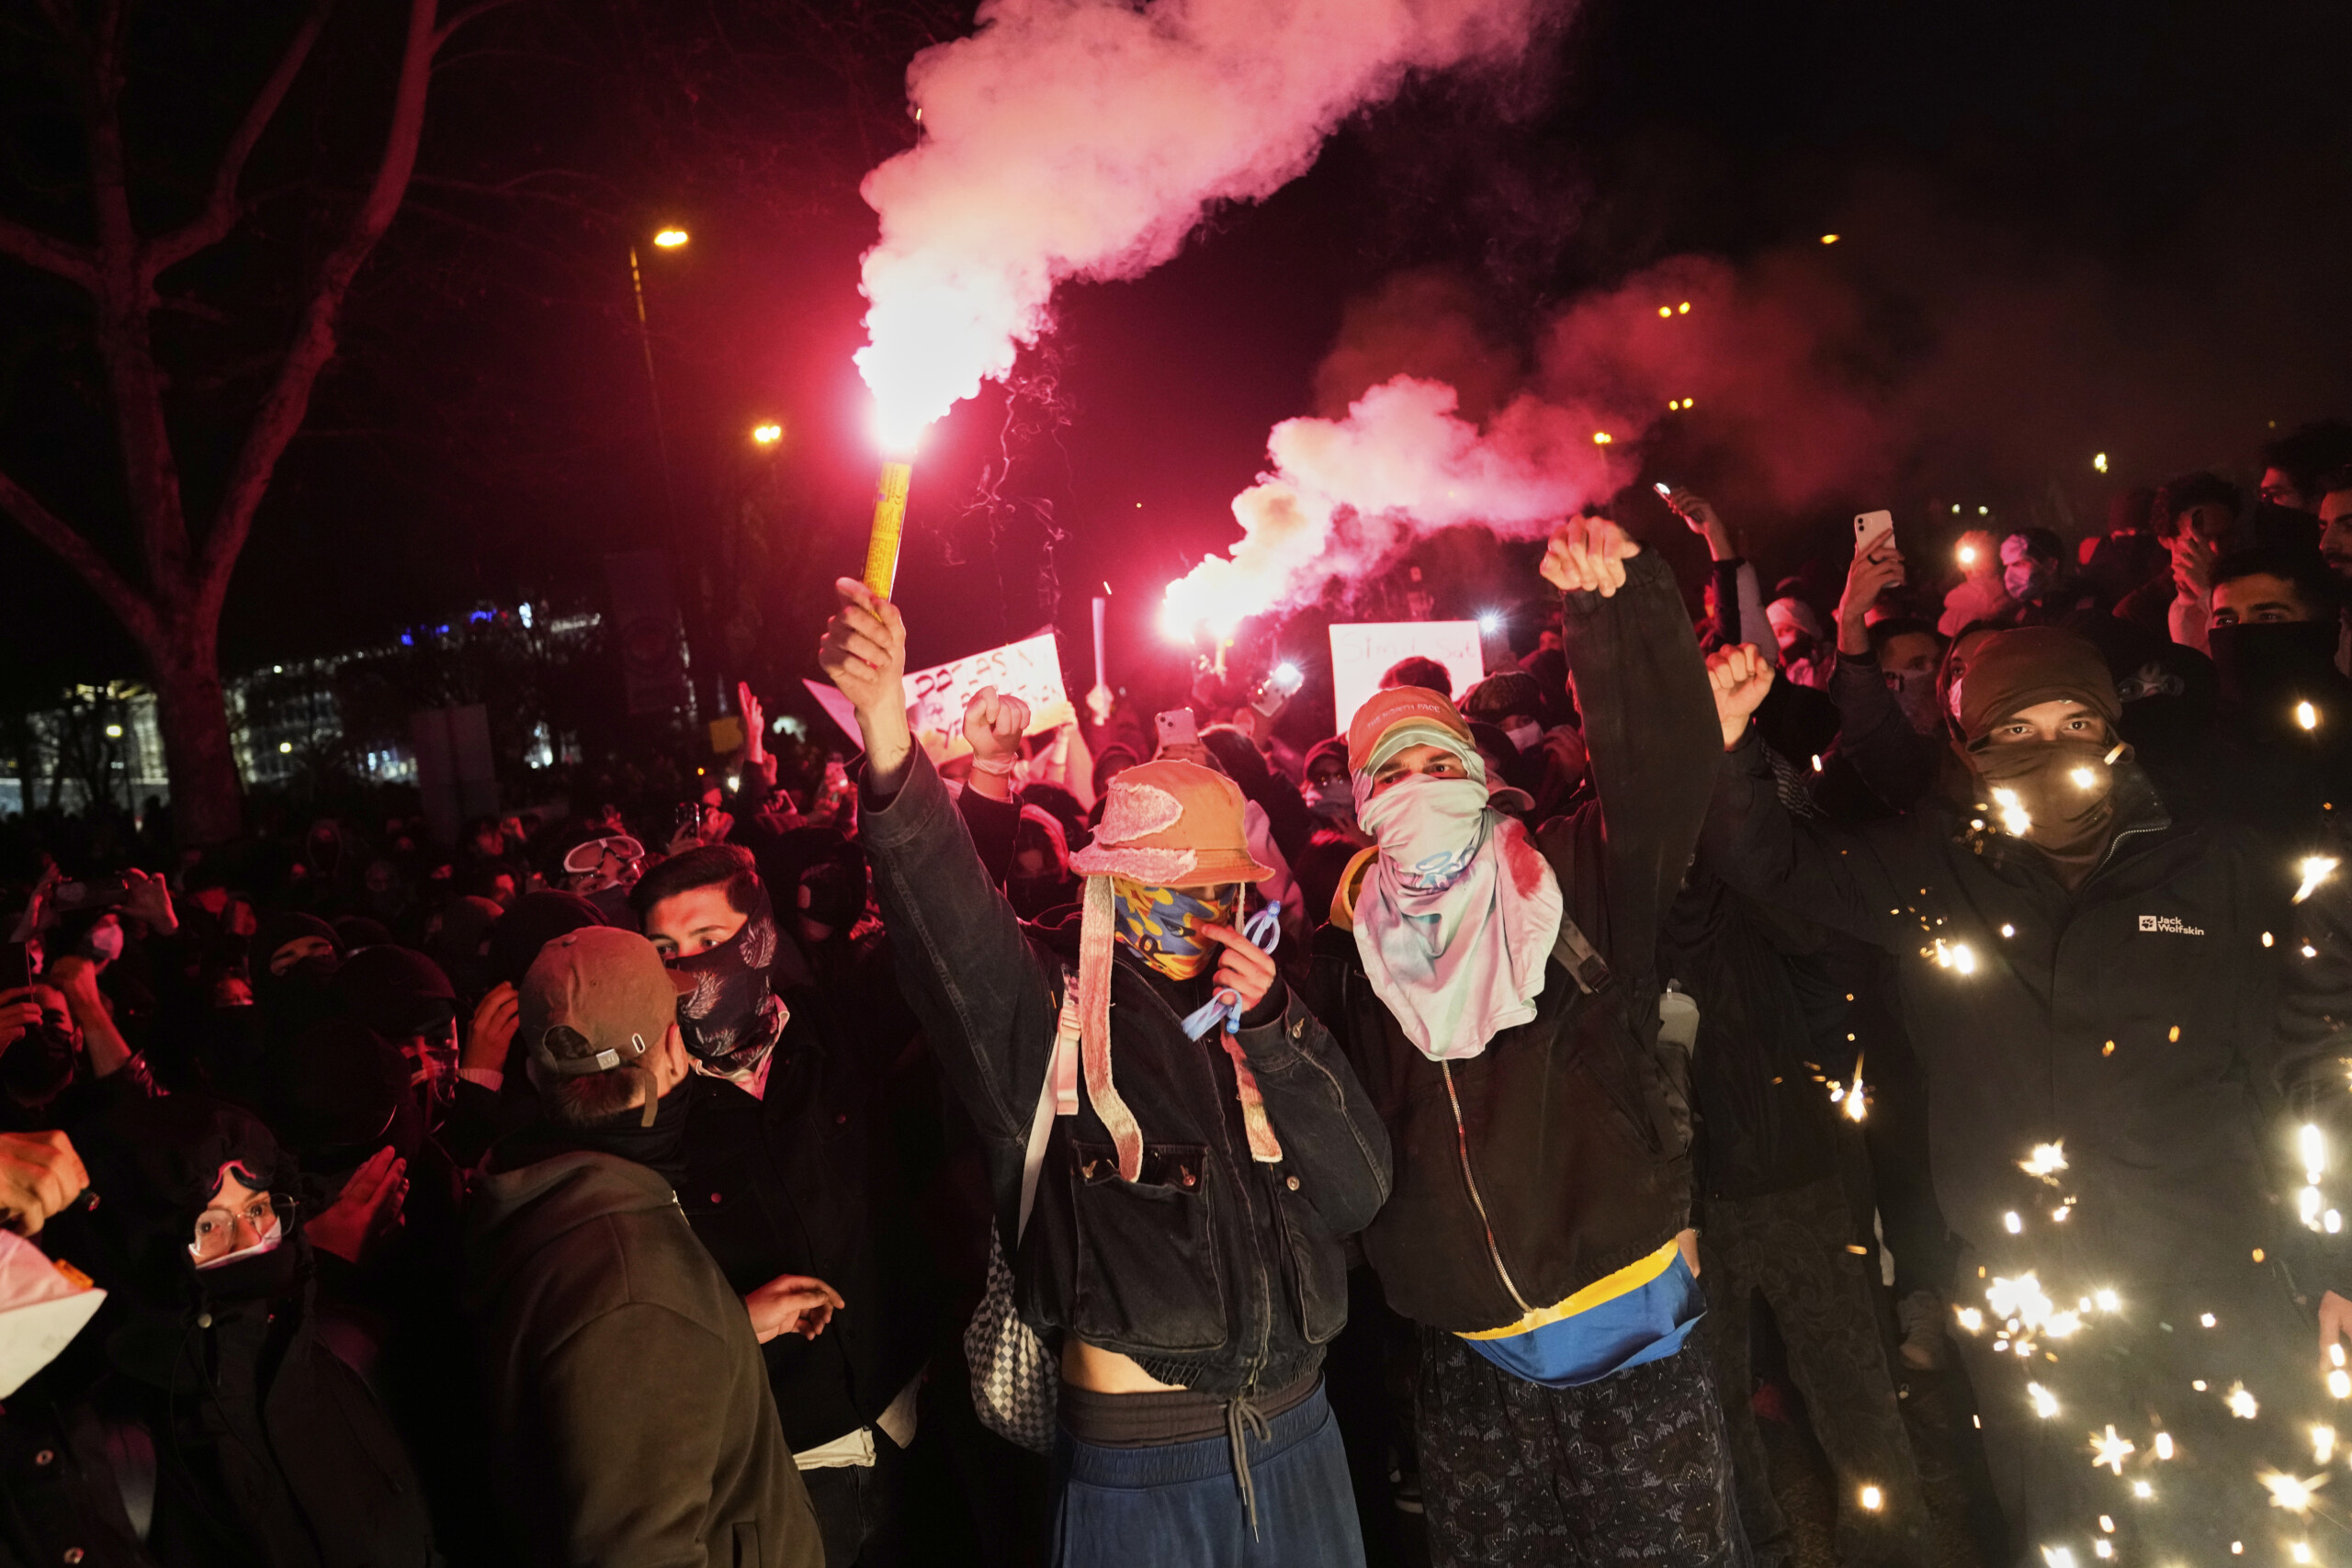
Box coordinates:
[191,1193,277,1262]
[561,835,644,875]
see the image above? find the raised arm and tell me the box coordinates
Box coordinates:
[820,581,1059,1149]
[1541,517,1721,968]
[1701,645,1921,950]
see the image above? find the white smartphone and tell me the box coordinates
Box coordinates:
[1852,510,1894,558]
[1155,708,1200,750]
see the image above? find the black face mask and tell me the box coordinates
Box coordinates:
[2,1024,75,1109]
[2209,621,2344,716]
[670,889,786,1077]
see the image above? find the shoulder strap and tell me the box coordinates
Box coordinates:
[1550,915,1611,995]
[1014,967,1086,1241]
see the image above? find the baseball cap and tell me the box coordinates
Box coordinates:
[518,927,689,1078]
[1346,685,1478,778]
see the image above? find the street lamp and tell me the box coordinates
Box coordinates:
[652,227,689,249]
[627,227,685,551]
[752,422,783,446]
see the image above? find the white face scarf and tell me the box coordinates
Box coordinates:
[1350,762,1565,1063]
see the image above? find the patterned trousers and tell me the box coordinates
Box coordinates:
[1415,1326,1747,1567]
[1697,1177,1932,1567]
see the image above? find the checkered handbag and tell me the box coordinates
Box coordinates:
[963,1225,1057,1452]
[962,970,1082,1454]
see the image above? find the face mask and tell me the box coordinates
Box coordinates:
[81,924,123,965]
[1887,669,1942,737]
[669,889,788,1077]
[1358,773,1490,890]
[2003,561,2049,604]
[2208,621,2342,715]
[192,1214,282,1271]
[1503,720,1544,753]
[1968,737,2122,887]
[1110,880,1237,980]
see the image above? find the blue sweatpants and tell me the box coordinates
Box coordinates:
[1049,1385,1366,1568]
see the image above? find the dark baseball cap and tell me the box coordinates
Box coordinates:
[518,927,689,1078]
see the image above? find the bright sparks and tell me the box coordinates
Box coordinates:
[2228,1382,2260,1419]
[2088,1426,2134,1473]
[1992,786,2031,837]
[2295,857,2338,903]
[2019,1142,2068,1181]
[2041,1550,2075,1568]
[2131,1479,2154,1498]
[1820,233,1840,244]
[2005,1210,2024,1234]
[1934,938,1979,976]
[2299,700,2321,731]
[2304,1123,2329,1174]
[2153,1431,2174,1460]
[2314,1424,2336,1464]
[1859,1483,1883,1511]
[751,423,783,446]
[2094,1288,2120,1313]
[2262,1470,2325,1513]
[2027,1382,2060,1419]
[2094,452,2109,473]
[2331,1368,2351,1399]
[1955,1306,1984,1333]
[2069,766,2098,788]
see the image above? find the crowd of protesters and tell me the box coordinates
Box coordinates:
[6,420,2352,1568]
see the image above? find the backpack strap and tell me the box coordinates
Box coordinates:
[1014,966,1085,1242]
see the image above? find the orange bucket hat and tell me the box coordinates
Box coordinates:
[1069,759,1273,888]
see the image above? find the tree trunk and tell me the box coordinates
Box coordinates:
[149,639,243,846]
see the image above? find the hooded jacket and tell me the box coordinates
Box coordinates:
[858,748,1392,1399]
[465,1146,821,1568]
[1306,551,1719,1333]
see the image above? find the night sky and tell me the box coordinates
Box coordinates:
[2,0,2346,728]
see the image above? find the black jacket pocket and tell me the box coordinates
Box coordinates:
[1066,1141,1226,1353]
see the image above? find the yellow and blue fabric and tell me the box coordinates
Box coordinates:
[1456,1239,1704,1388]
[1110,877,1236,981]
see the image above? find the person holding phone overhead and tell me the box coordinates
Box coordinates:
[820,577,1392,1568]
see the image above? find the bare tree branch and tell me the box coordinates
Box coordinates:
[0,462,161,650]
[0,214,96,288]
[198,0,445,629]
[143,0,335,281]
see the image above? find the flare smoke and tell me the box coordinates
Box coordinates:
[854,0,1550,450]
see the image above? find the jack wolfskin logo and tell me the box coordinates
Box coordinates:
[2137,914,2205,935]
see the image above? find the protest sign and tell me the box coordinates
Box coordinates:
[804,630,1074,756]
[1328,621,1487,730]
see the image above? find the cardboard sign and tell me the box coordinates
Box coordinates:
[803,631,1075,757]
[1329,621,1487,731]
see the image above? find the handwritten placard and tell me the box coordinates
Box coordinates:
[1328,621,1487,731]
[805,632,1074,757]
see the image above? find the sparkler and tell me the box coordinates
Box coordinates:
[2295,856,2338,904]
[2262,1469,2325,1512]
[2089,1426,2134,1473]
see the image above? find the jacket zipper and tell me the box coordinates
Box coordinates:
[1441,1062,1534,1315]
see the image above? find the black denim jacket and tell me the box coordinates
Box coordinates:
[861,750,1392,1397]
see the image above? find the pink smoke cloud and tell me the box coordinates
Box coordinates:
[1162,375,1626,633]
[854,0,1551,451]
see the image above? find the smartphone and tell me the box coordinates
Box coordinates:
[1155,708,1200,750]
[50,875,131,913]
[1652,481,1674,499]
[1,941,30,992]
[673,801,704,838]
[1852,510,1895,558]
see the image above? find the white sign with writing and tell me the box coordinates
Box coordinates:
[1328,621,1487,731]
[806,631,1074,755]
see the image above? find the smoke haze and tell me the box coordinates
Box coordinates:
[854,0,1555,446]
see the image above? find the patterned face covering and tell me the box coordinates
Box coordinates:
[1110,879,1237,980]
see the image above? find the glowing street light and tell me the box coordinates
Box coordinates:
[1820,233,1840,244]
[652,228,689,249]
[752,422,783,446]
[2094,453,2109,473]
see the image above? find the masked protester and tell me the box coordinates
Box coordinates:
[821,581,1391,1568]
[1304,518,1743,1568]
[1704,627,2347,1560]
[60,1094,435,1568]
[637,840,942,1567]
[2201,545,2352,846]
[468,927,825,1568]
